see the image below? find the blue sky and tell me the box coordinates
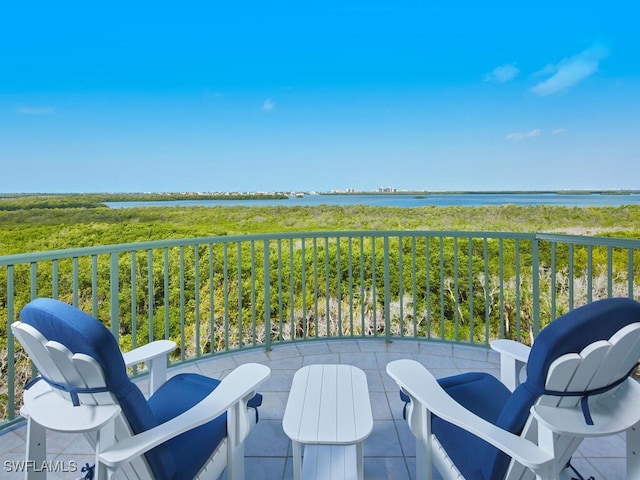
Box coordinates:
[1,1,639,193]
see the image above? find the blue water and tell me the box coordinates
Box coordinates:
[105,193,640,209]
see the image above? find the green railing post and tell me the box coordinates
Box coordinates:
[7,265,15,421]
[384,235,391,343]
[532,236,540,337]
[110,252,120,338]
[264,239,272,351]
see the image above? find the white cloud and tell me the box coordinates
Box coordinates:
[16,106,54,115]
[551,128,568,135]
[505,129,541,141]
[485,64,519,83]
[531,44,608,96]
[262,99,275,111]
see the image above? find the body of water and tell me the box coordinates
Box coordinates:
[106,193,640,209]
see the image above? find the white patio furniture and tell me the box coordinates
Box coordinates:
[12,297,270,480]
[283,364,373,480]
[387,297,640,480]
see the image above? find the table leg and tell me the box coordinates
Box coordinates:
[356,441,364,480]
[292,440,302,480]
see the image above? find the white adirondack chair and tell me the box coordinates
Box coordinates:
[387,297,640,480]
[12,297,271,480]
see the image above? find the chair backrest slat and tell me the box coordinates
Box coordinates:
[538,354,580,407]
[607,323,640,381]
[13,323,73,402]
[71,352,115,406]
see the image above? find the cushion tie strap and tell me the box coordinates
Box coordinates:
[81,463,95,480]
[541,363,637,426]
[25,376,110,407]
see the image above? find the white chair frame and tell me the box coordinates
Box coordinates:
[387,322,640,480]
[13,321,270,480]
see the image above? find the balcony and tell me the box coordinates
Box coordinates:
[1,230,639,478]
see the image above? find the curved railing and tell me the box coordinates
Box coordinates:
[1,230,639,430]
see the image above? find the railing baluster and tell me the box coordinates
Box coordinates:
[313,237,318,337]
[383,235,390,343]
[348,237,354,336]
[277,239,283,342]
[439,236,445,340]
[251,240,257,346]
[163,248,170,340]
[179,246,185,361]
[607,246,613,298]
[515,239,521,343]
[131,252,137,353]
[237,242,242,349]
[6,265,15,421]
[468,237,474,343]
[453,236,459,341]
[194,246,200,357]
[223,243,229,351]
[91,255,98,316]
[532,237,540,338]
[263,239,271,351]
[411,237,417,337]
[483,238,490,340]
[425,235,431,339]
[337,236,342,337]
[629,248,634,299]
[324,237,330,337]
[147,249,154,343]
[569,243,575,309]
[72,257,79,307]
[110,252,119,338]
[208,244,215,352]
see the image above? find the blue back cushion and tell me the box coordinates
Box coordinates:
[482,297,640,479]
[20,298,177,480]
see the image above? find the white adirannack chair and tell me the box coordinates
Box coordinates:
[387,297,640,480]
[12,297,270,480]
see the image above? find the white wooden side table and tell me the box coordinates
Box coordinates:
[283,364,373,480]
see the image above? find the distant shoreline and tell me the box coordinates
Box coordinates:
[2,190,640,200]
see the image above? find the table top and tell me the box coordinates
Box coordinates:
[283,364,373,445]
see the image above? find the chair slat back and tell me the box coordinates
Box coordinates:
[507,322,640,480]
[14,321,152,479]
[542,322,640,409]
[13,322,76,403]
[541,341,610,408]
[14,321,116,407]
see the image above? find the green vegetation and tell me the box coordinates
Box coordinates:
[1,202,640,255]
[1,198,639,422]
[0,192,286,212]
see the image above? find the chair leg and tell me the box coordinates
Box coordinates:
[628,421,640,479]
[405,398,432,480]
[25,418,46,480]
[226,405,245,480]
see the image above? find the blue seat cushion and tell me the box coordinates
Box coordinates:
[148,374,227,480]
[148,373,262,480]
[432,372,512,480]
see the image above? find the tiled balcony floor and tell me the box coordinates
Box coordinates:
[0,339,627,479]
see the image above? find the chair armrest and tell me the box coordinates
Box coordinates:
[386,359,554,476]
[98,363,270,470]
[122,340,176,366]
[491,339,531,391]
[122,340,176,396]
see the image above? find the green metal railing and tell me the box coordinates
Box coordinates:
[1,230,639,430]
